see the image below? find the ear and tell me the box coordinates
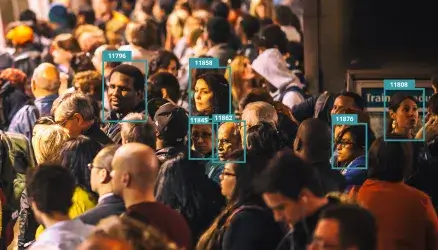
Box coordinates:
[121,172,130,187]
[74,113,85,124]
[389,110,396,120]
[99,169,110,184]
[31,80,36,91]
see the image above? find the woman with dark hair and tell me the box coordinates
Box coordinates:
[334,125,368,192]
[387,92,419,139]
[197,149,283,250]
[155,152,225,243]
[246,122,285,159]
[192,73,230,116]
[35,135,101,238]
[355,136,438,250]
[149,49,181,77]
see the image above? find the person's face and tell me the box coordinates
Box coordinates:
[308,219,342,250]
[220,163,236,199]
[108,72,142,113]
[336,131,358,163]
[263,192,303,228]
[89,162,110,193]
[52,47,72,65]
[54,111,87,138]
[191,124,213,155]
[255,3,266,18]
[218,123,241,161]
[241,58,255,81]
[194,79,214,114]
[391,98,419,131]
[331,96,355,115]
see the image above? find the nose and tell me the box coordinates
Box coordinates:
[273,211,283,222]
[195,92,201,100]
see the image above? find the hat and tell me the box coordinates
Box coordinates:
[6,25,34,46]
[154,103,188,141]
[147,98,170,119]
[49,4,68,25]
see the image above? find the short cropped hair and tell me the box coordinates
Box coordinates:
[242,101,278,128]
[26,163,76,215]
[108,64,145,92]
[338,91,366,110]
[121,113,157,150]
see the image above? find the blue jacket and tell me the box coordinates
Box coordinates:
[342,155,367,192]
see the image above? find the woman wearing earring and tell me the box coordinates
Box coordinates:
[388,92,419,138]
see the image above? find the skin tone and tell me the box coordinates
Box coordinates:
[108,72,143,115]
[262,189,328,229]
[52,46,73,68]
[194,79,214,114]
[390,98,419,137]
[157,60,178,77]
[336,131,362,163]
[89,153,113,197]
[111,143,158,208]
[308,219,342,250]
[31,63,60,98]
[218,123,241,161]
[331,96,356,115]
[78,235,133,250]
[220,163,237,199]
[54,108,93,138]
[191,124,213,156]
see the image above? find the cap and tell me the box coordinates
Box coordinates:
[6,25,34,46]
[154,103,188,141]
[147,98,170,119]
[49,4,68,25]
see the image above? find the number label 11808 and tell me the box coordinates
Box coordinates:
[383,79,415,89]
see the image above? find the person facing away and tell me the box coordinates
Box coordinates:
[293,118,346,193]
[308,204,377,250]
[355,136,438,250]
[26,164,94,250]
[79,144,125,225]
[256,149,341,250]
[111,143,192,249]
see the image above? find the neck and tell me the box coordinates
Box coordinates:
[97,184,114,198]
[33,89,57,99]
[41,212,70,228]
[124,189,156,208]
[394,127,412,138]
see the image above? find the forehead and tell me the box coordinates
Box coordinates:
[219,123,237,133]
[398,98,417,107]
[314,218,340,238]
[192,124,212,131]
[262,192,293,207]
[224,162,236,171]
[109,72,134,87]
[195,79,210,89]
[334,96,354,105]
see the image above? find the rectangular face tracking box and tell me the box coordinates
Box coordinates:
[187,57,246,163]
[101,50,149,123]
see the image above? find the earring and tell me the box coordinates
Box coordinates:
[392,120,397,130]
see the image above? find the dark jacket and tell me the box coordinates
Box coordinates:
[79,194,125,225]
[103,101,146,144]
[83,122,113,146]
[218,204,284,250]
[156,145,203,165]
[312,162,346,194]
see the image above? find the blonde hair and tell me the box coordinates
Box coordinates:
[249,0,275,19]
[225,55,249,105]
[32,125,70,165]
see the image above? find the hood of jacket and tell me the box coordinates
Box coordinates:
[251,48,304,90]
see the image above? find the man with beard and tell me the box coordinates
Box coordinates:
[103,64,146,144]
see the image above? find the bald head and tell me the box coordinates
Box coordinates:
[32,63,61,93]
[112,143,159,190]
[78,235,132,250]
[295,118,331,162]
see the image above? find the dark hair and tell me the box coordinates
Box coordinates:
[274,5,302,31]
[149,50,181,76]
[256,24,288,54]
[155,153,224,240]
[71,52,96,73]
[149,72,181,103]
[257,149,325,199]
[247,122,285,159]
[339,91,366,110]
[26,163,75,215]
[239,14,261,40]
[196,149,270,249]
[192,73,230,115]
[428,93,438,115]
[60,136,103,194]
[54,34,81,53]
[259,17,273,27]
[210,0,229,19]
[367,136,413,182]
[19,9,37,23]
[206,17,231,44]
[335,125,367,152]
[320,204,377,250]
[239,88,274,110]
[109,64,146,92]
[386,92,417,135]
[432,75,438,90]
[78,5,96,25]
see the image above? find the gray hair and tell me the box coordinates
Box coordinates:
[51,92,95,121]
[120,113,157,150]
[241,101,278,128]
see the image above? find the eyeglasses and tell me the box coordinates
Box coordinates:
[87,163,108,171]
[220,172,236,178]
[335,140,355,149]
[191,132,212,140]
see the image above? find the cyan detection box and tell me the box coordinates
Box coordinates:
[331,114,368,170]
[101,50,148,123]
[383,79,425,142]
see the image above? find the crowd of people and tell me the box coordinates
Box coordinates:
[0,0,437,249]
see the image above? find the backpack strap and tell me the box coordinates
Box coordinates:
[314,91,331,119]
[224,205,265,227]
[279,85,306,103]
